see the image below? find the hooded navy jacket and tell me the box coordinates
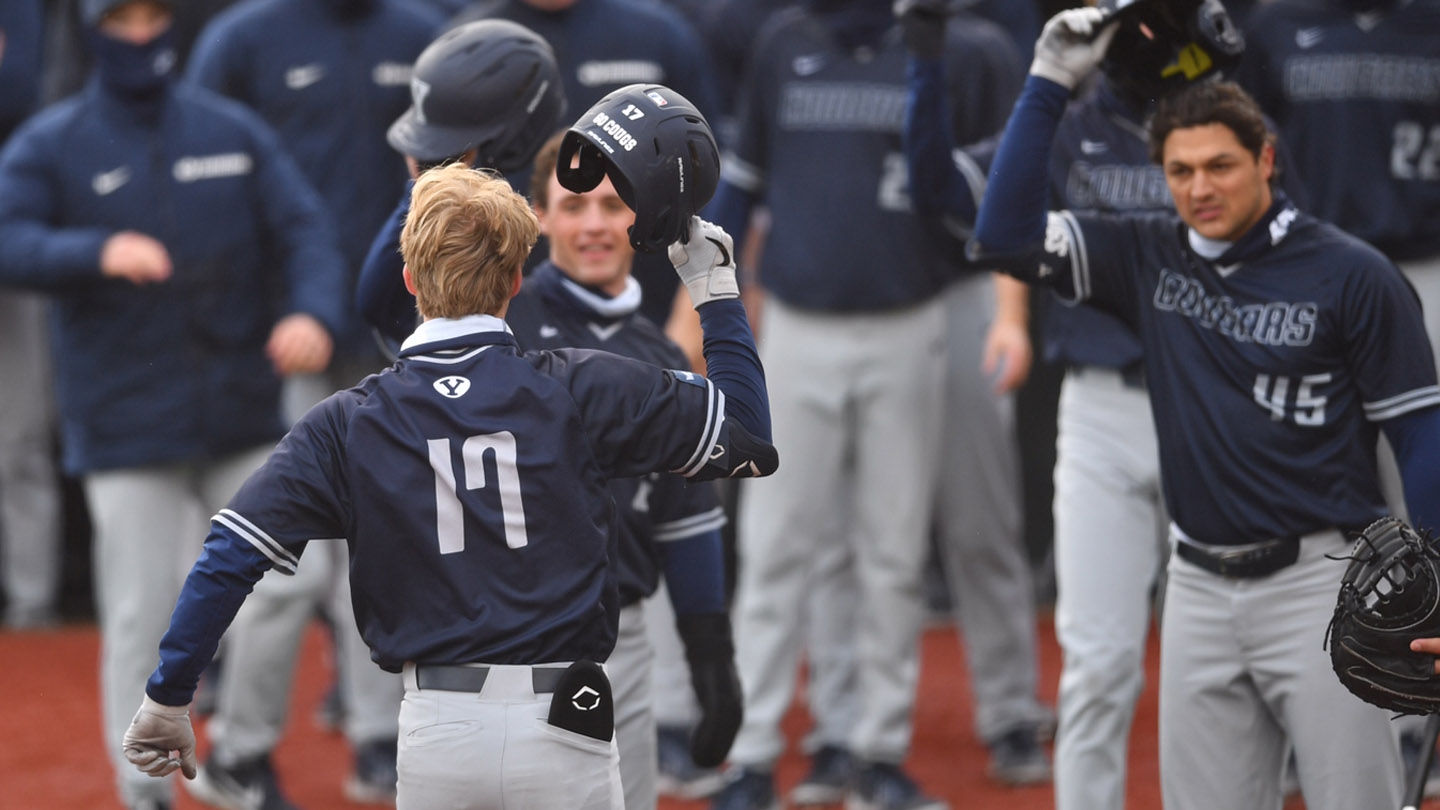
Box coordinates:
[0,77,347,474]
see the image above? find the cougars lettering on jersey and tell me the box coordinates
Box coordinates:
[1028,198,1440,544]
[1237,0,1440,259]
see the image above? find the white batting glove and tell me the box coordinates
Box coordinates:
[668,217,740,308]
[122,695,197,780]
[1030,7,1118,90]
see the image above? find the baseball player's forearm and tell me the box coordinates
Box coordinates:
[658,528,727,615]
[146,523,277,707]
[904,57,979,221]
[697,297,771,443]
[1382,405,1440,537]
[971,75,1069,258]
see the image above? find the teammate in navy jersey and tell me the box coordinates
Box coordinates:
[901,1,1306,806]
[1235,2,1440,581]
[120,163,776,810]
[968,8,1440,808]
[708,3,1046,809]
[1236,0,1440,275]
[503,131,741,810]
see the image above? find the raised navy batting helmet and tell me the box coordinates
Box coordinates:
[556,84,720,254]
[1097,0,1244,109]
[387,20,566,171]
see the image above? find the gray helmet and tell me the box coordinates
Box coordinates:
[81,0,173,26]
[556,84,720,254]
[387,20,566,171]
[1097,0,1245,108]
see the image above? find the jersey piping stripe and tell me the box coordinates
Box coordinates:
[215,509,299,575]
[719,153,764,193]
[1056,210,1090,304]
[407,345,495,365]
[676,382,725,477]
[951,147,987,212]
[1364,386,1440,421]
[653,506,728,542]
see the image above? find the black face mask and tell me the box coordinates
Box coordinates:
[87,25,176,100]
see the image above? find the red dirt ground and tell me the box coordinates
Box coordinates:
[0,617,1424,810]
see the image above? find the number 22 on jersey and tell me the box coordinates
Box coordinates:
[427,433,529,553]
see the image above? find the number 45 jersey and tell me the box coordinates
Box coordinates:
[147,315,737,703]
[1236,0,1440,261]
[1038,197,1440,548]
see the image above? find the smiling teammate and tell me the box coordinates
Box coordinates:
[121,156,777,810]
[964,8,1440,808]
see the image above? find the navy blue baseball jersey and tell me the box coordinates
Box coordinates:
[1015,196,1439,544]
[722,7,1021,312]
[144,314,752,704]
[506,262,725,608]
[907,64,1312,370]
[1236,0,1440,260]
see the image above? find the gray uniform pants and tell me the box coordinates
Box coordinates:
[791,275,1050,752]
[931,275,1051,743]
[1159,527,1403,810]
[728,295,945,766]
[1051,368,1167,810]
[0,292,61,626]
[397,663,623,810]
[86,446,273,807]
[610,602,657,810]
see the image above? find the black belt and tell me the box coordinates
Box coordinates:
[414,664,567,694]
[1175,535,1301,579]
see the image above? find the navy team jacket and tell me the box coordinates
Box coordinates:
[0,78,347,474]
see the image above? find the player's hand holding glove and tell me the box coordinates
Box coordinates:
[1328,517,1440,714]
[122,695,198,779]
[893,0,948,62]
[669,217,739,308]
[676,612,744,768]
[1030,7,1118,90]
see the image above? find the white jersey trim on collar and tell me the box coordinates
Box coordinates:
[560,275,642,319]
[401,314,511,352]
[1187,229,1233,260]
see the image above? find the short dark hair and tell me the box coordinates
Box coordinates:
[1148,81,1272,166]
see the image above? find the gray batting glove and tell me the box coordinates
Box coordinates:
[668,217,740,308]
[1030,7,1118,90]
[122,695,198,780]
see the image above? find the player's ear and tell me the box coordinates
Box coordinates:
[533,201,550,236]
[509,266,523,300]
[403,264,417,296]
[1258,140,1276,184]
